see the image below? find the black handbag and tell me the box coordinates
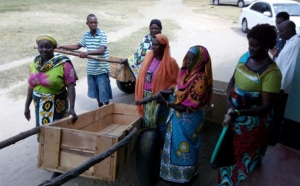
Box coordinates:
[210,125,236,169]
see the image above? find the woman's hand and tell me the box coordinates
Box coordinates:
[226,100,234,112]
[68,109,78,124]
[24,107,31,121]
[222,108,235,126]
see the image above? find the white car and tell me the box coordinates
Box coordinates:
[239,0,300,33]
[211,0,256,8]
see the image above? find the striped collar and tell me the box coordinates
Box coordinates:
[87,28,101,37]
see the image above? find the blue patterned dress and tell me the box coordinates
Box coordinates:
[160,108,204,183]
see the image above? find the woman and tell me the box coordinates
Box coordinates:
[24,35,78,136]
[136,33,179,133]
[219,24,282,186]
[156,46,213,185]
[135,33,179,186]
[128,19,162,78]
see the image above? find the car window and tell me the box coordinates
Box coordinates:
[250,3,263,13]
[261,3,271,13]
[273,3,300,16]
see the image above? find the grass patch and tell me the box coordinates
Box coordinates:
[0,0,154,64]
[0,4,29,13]
[182,0,241,22]
[5,19,180,98]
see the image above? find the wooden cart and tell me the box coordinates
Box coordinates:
[109,59,136,94]
[37,103,141,181]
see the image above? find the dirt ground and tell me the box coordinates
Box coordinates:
[0,0,248,185]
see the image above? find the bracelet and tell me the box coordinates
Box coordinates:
[234,109,240,117]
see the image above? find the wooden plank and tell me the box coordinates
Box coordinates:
[37,127,45,167]
[59,150,94,174]
[94,135,114,180]
[112,114,140,126]
[106,125,128,137]
[42,127,61,168]
[60,129,96,151]
[95,104,114,121]
[79,114,113,132]
[50,104,114,130]
[97,124,120,135]
[113,103,140,117]
[110,137,120,181]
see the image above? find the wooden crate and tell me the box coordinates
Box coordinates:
[37,103,141,181]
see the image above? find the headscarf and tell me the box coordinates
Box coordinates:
[135,34,179,116]
[36,35,57,48]
[174,45,213,110]
[149,19,162,29]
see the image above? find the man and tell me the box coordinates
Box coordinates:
[270,20,300,147]
[58,14,112,107]
[269,12,289,61]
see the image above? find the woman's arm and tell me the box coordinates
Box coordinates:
[236,92,277,117]
[24,87,33,121]
[156,93,192,113]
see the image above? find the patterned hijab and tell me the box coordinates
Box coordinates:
[174,45,213,109]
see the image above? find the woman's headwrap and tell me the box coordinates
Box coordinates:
[174,45,213,109]
[149,19,162,29]
[36,35,57,48]
[135,34,179,116]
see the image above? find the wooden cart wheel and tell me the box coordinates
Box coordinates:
[136,130,160,186]
[116,80,135,94]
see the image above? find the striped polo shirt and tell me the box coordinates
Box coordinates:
[78,28,110,75]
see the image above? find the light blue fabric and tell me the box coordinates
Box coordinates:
[284,47,300,122]
[160,108,204,183]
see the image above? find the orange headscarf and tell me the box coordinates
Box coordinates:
[135,34,179,116]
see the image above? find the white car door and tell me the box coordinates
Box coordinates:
[247,2,275,29]
[247,2,264,29]
[260,2,275,26]
[220,0,231,5]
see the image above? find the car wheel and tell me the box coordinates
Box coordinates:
[237,0,245,8]
[242,19,249,33]
[213,0,219,6]
[116,80,135,94]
